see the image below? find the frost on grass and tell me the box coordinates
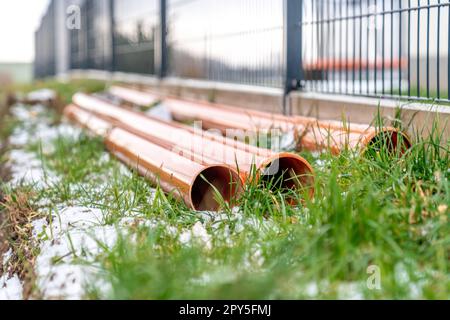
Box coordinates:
[2,103,166,299]
[7,104,80,187]
[179,222,212,250]
[0,250,22,300]
[26,89,56,102]
[32,206,121,299]
[1,104,122,299]
[1,102,357,300]
[0,274,23,300]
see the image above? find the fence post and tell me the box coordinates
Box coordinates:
[283,0,304,115]
[156,0,168,78]
[109,0,116,72]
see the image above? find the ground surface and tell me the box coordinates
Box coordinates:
[0,81,448,300]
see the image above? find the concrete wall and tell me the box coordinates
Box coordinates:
[69,69,449,143]
[289,91,450,142]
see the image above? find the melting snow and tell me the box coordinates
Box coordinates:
[7,149,57,188]
[27,89,56,102]
[337,282,365,300]
[147,103,173,122]
[33,206,119,300]
[2,103,280,299]
[179,222,212,250]
[0,275,23,300]
[0,250,23,300]
[7,105,80,188]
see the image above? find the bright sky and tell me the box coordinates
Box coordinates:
[0,0,50,63]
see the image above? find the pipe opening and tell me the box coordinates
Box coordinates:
[366,130,412,155]
[191,166,243,211]
[260,155,314,197]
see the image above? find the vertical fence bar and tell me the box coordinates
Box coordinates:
[109,0,116,72]
[417,0,421,98]
[399,0,402,96]
[316,1,320,92]
[367,0,370,95]
[448,1,450,100]
[437,0,441,100]
[310,0,315,92]
[339,2,342,93]
[345,0,349,93]
[331,0,337,93]
[382,0,385,94]
[374,0,378,95]
[156,0,168,78]
[326,0,331,93]
[426,0,430,98]
[319,0,323,92]
[390,0,394,95]
[408,0,411,97]
[352,0,357,94]
[359,1,363,94]
[283,0,303,114]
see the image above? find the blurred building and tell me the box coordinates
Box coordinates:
[0,63,33,85]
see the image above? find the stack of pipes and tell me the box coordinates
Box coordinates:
[108,86,412,155]
[65,93,315,211]
[66,85,412,211]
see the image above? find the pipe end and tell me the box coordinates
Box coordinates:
[190,166,243,211]
[260,153,315,199]
[365,129,412,155]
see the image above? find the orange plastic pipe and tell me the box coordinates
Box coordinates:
[162,97,412,155]
[64,104,112,137]
[109,86,160,107]
[64,106,243,211]
[303,57,407,72]
[108,86,411,154]
[108,86,272,158]
[72,93,315,197]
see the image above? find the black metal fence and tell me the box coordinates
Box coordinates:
[167,0,285,87]
[302,0,450,103]
[113,0,159,74]
[34,1,56,78]
[34,0,450,103]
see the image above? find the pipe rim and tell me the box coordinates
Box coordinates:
[189,165,244,211]
[362,128,412,155]
[258,152,315,198]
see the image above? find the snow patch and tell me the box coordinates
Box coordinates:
[8,149,58,188]
[33,206,119,300]
[7,105,81,188]
[179,222,212,250]
[0,275,23,300]
[337,282,365,300]
[147,103,173,122]
[27,89,56,102]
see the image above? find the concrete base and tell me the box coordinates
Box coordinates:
[68,70,284,113]
[290,92,450,142]
[68,70,449,142]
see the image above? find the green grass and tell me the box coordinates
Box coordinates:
[23,118,448,300]
[395,88,450,106]
[1,83,448,299]
[4,78,108,106]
